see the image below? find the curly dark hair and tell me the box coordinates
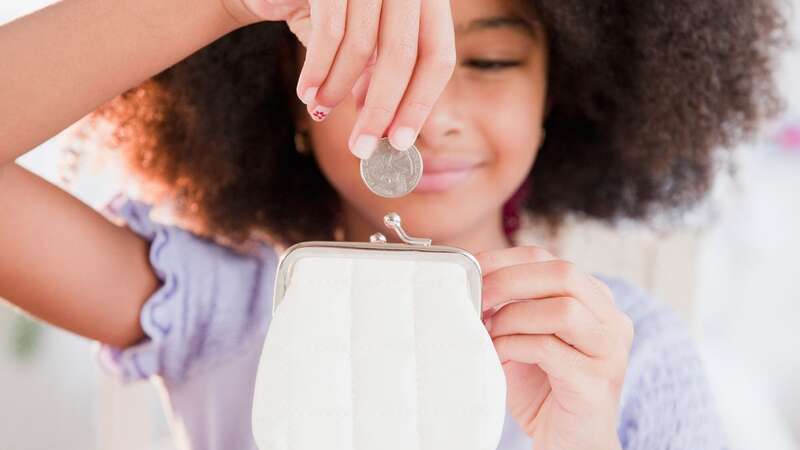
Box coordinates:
[87,0,787,249]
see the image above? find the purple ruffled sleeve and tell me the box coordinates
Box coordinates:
[95,193,279,385]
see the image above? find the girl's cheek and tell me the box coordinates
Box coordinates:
[469,82,545,193]
[472,82,544,151]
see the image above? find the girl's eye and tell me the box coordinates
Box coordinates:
[463,59,522,71]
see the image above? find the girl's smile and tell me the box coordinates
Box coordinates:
[415,154,487,193]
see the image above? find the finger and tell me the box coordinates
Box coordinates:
[351,67,372,108]
[286,13,312,47]
[296,0,348,120]
[487,297,612,357]
[351,51,377,107]
[314,0,381,113]
[475,245,556,276]
[386,0,456,151]
[482,260,616,317]
[588,274,615,300]
[347,0,421,159]
[493,334,594,387]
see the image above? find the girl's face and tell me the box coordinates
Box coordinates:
[305,0,548,253]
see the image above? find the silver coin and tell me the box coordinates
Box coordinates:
[360,138,423,198]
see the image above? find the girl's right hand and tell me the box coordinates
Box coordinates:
[226,0,457,159]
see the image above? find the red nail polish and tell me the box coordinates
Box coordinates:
[310,105,331,122]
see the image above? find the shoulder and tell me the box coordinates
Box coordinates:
[593,274,728,449]
[97,193,281,384]
[102,192,275,257]
[101,193,281,303]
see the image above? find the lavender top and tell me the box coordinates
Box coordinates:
[97,195,728,450]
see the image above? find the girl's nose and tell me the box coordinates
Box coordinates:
[416,83,463,150]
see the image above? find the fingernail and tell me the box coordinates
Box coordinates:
[389,127,417,151]
[351,134,378,159]
[310,105,331,122]
[301,87,318,105]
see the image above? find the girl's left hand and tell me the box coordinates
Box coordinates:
[475,246,634,450]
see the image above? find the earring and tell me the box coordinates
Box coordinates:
[502,179,531,240]
[294,129,312,155]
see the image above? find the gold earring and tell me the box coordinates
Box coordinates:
[294,129,312,155]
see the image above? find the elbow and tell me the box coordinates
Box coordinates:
[104,319,146,349]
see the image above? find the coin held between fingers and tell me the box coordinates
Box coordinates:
[360,138,423,198]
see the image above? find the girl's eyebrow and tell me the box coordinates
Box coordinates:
[455,16,534,35]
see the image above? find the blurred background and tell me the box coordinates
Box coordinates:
[1,1,799,449]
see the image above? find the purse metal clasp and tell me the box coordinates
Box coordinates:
[370,212,432,247]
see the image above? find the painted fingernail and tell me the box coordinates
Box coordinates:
[351,134,378,159]
[301,87,318,105]
[310,105,331,122]
[389,127,417,151]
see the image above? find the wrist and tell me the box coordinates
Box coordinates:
[599,427,623,450]
[586,421,623,450]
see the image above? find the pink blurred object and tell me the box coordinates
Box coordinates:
[775,123,800,153]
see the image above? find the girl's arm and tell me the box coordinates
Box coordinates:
[0,0,248,347]
[0,0,245,165]
[0,163,159,348]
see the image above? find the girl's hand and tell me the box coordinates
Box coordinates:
[230,0,457,159]
[475,246,634,450]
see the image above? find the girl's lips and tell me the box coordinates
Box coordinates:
[422,156,484,172]
[415,157,484,193]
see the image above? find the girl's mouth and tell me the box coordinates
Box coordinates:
[415,156,484,193]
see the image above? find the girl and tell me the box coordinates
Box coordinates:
[0,0,785,449]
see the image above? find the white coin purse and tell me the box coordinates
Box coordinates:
[252,213,507,450]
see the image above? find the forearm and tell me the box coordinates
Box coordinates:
[0,0,244,165]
